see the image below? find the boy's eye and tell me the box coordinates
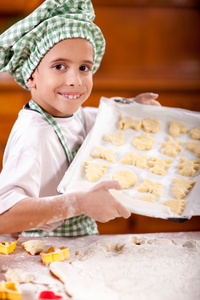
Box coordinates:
[79,65,91,72]
[54,64,66,70]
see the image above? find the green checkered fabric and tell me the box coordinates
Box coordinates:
[0,0,105,90]
[22,99,98,237]
[22,215,98,237]
[29,99,78,163]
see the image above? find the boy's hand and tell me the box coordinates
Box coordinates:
[134,92,161,106]
[77,181,131,223]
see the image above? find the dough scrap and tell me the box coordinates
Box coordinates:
[84,161,107,182]
[137,178,162,197]
[163,199,185,215]
[142,118,161,133]
[189,126,200,140]
[177,157,199,177]
[137,194,156,203]
[172,177,196,199]
[120,151,149,169]
[169,121,188,137]
[161,136,183,157]
[91,146,115,163]
[21,240,45,255]
[118,114,142,131]
[112,169,137,189]
[5,269,34,283]
[132,133,155,151]
[186,141,200,157]
[148,157,172,176]
[102,132,124,146]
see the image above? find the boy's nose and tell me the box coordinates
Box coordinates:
[65,69,82,87]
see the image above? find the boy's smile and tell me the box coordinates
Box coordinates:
[27,38,94,117]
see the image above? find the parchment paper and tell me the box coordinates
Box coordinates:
[58,97,200,220]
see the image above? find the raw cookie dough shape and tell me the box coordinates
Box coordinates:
[117,114,142,131]
[172,177,196,199]
[163,199,185,215]
[120,151,149,169]
[91,146,115,163]
[148,157,172,176]
[21,240,45,255]
[177,157,199,177]
[186,141,200,157]
[137,178,162,197]
[137,194,156,203]
[5,269,34,283]
[102,132,124,146]
[161,136,183,157]
[189,126,200,140]
[169,121,188,137]
[132,133,155,151]
[112,169,137,189]
[142,118,161,133]
[84,161,107,182]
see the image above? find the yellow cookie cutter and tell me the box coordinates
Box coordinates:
[0,281,21,300]
[41,246,69,264]
[0,241,17,255]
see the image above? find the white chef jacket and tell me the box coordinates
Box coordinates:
[0,104,97,216]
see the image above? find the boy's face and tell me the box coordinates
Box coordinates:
[27,38,94,117]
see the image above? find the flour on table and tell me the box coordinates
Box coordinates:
[50,235,200,300]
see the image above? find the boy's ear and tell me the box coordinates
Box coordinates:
[27,75,36,88]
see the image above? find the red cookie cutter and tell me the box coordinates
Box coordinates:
[37,291,63,299]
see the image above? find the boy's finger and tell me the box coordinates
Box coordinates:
[105,180,123,190]
[117,204,131,219]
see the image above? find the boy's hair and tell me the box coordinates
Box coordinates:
[0,0,105,90]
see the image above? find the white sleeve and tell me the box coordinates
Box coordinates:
[0,149,41,214]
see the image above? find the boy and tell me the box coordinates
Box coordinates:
[0,0,160,237]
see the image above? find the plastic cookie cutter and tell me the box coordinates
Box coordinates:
[37,291,63,299]
[0,281,21,300]
[40,246,69,264]
[0,241,17,254]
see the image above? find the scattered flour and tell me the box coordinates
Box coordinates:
[50,235,200,300]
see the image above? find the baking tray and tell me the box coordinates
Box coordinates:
[58,97,200,221]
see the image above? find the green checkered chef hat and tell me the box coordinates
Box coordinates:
[0,0,105,90]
